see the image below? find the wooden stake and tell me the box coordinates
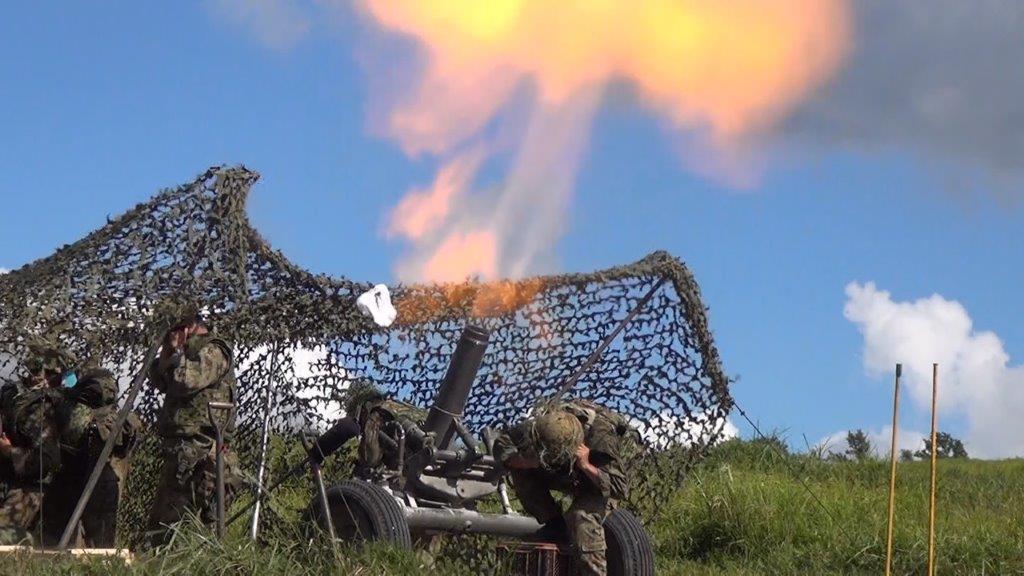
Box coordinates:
[928,363,939,576]
[885,364,902,576]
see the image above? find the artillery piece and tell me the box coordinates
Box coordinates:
[303,325,655,576]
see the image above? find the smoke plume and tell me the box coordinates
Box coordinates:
[784,1,1024,199]
[358,0,851,281]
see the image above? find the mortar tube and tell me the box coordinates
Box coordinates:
[422,325,490,449]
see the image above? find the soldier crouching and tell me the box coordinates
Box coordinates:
[144,303,240,546]
[494,398,633,576]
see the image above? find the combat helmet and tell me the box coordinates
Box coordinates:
[530,404,584,470]
[152,296,202,331]
[344,379,387,423]
[71,368,119,408]
[23,335,76,376]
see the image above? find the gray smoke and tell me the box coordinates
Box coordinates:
[784,1,1024,197]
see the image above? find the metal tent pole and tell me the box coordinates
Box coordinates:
[250,346,279,540]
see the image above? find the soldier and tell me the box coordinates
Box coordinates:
[0,339,73,545]
[343,382,429,474]
[494,398,634,576]
[45,365,140,547]
[145,302,239,545]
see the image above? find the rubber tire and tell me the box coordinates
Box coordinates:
[604,508,655,576]
[304,480,412,550]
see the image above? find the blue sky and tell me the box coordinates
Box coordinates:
[2,2,1021,456]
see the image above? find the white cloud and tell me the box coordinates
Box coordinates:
[206,0,312,51]
[0,268,8,274]
[817,426,927,459]
[844,282,1024,458]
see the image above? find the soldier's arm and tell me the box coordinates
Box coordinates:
[493,424,539,470]
[147,357,172,393]
[578,420,629,500]
[7,422,61,481]
[176,344,231,392]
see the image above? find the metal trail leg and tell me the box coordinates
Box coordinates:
[311,460,337,542]
[301,433,337,542]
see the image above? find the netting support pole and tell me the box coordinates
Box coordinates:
[250,345,280,541]
[57,337,163,550]
[885,363,902,576]
[553,276,668,400]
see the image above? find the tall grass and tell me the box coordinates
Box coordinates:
[1,437,1020,575]
[652,438,1024,575]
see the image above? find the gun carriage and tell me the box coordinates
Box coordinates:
[302,325,655,576]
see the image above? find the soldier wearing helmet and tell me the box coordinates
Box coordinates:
[0,338,74,545]
[344,381,428,473]
[494,398,632,576]
[45,363,141,547]
[144,299,240,545]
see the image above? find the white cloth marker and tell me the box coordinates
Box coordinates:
[357,284,397,327]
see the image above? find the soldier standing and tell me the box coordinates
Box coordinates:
[145,303,239,545]
[494,398,633,576]
[0,340,73,545]
[47,365,140,547]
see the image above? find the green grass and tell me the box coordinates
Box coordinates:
[1,438,1021,575]
[653,438,1024,575]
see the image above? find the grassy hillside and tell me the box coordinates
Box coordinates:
[2,438,1021,575]
[653,438,1024,575]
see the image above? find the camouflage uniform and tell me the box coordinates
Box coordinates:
[0,380,64,546]
[45,367,140,547]
[145,333,239,543]
[346,383,428,473]
[495,399,632,576]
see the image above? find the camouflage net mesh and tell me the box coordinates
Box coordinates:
[0,166,732,545]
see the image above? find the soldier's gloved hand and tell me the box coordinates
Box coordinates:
[422,431,436,451]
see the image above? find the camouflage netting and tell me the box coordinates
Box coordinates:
[0,166,732,545]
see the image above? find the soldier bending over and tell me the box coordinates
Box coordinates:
[495,398,633,576]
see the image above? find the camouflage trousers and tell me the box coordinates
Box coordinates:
[146,435,239,545]
[510,469,611,576]
[42,457,128,548]
[0,486,43,545]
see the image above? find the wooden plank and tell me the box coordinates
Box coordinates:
[0,546,133,563]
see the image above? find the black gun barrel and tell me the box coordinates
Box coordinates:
[422,324,490,448]
[308,416,361,464]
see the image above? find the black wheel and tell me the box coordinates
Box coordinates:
[304,480,412,549]
[604,508,655,576]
